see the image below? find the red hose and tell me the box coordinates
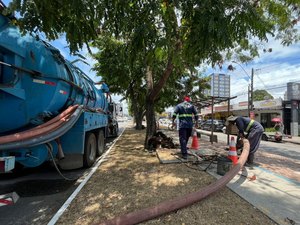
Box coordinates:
[99,140,250,225]
[25,104,79,130]
[0,105,78,144]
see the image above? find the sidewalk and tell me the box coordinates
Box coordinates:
[194,129,300,225]
[202,154,300,225]
[282,135,300,145]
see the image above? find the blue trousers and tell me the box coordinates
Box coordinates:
[247,126,264,154]
[179,128,193,156]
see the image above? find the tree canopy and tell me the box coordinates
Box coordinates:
[4,0,300,146]
[5,1,300,61]
[253,89,274,101]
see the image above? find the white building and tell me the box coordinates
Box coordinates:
[204,73,230,98]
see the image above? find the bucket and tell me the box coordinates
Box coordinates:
[217,156,232,176]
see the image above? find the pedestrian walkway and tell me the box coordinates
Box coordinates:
[282,135,300,145]
[202,159,300,225]
[168,129,300,225]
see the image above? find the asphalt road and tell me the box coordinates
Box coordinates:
[0,125,126,225]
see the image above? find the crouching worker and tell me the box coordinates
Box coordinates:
[172,96,198,159]
[226,116,264,166]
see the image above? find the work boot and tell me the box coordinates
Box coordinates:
[245,153,259,167]
[182,154,188,160]
[247,153,254,163]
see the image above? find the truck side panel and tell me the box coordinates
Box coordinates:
[60,111,108,154]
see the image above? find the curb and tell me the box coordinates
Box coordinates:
[47,128,126,225]
[282,140,300,145]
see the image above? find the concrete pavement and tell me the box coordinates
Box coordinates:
[282,135,300,145]
[201,158,300,225]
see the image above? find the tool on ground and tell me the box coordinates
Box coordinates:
[237,172,257,181]
[190,129,199,150]
[227,136,238,165]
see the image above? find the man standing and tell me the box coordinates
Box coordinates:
[172,96,198,159]
[226,115,264,166]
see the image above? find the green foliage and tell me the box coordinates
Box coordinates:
[265,127,276,132]
[5,0,300,57]
[4,0,102,52]
[5,0,300,136]
[253,89,274,101]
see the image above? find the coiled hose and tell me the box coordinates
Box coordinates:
[0,105,82,150]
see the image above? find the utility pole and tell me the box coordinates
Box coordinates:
[248,85,250,117]
[231,61,254,117]
[250,68,254,112]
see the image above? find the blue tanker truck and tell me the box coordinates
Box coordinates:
[0,11,118,172]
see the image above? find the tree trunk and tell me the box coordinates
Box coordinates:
[144,98,156,149]
[130,85,145,130]
[144,66,157,149]
[135,110,144,130]
[132,100,144,130]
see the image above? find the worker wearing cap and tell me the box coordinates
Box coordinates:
[226,116,264,166]
[172,96,198,159]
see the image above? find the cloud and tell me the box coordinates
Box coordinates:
[207,39,300,104]
[253,38,300,65]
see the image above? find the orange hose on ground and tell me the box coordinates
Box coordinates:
[99,140,250,225]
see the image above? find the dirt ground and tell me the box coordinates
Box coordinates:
[57,128,277,225]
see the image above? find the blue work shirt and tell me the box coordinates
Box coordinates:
[235,117,264,136]
[100,83,110,93]
[173,101,198,129]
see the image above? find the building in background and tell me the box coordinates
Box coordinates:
[200,76,300,136]
[201,98,283,127]
[203,73,230,98]
[283,82,300,136]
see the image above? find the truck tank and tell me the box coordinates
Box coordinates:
[0,12,110,171]
[0,14,107,134]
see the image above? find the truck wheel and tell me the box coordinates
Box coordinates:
[96,130,105,156]
[83,133,97,167]
[113,124,119,137]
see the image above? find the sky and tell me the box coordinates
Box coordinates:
[2,0,300,109]
[206,37,300,104]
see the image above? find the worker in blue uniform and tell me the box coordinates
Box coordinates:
[95,80,110,93]
[226,115,264,166]
[172,96,198,159]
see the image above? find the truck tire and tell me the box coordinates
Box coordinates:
[96,130,105,156]
[113,123,119,137]
[83,132,97,167]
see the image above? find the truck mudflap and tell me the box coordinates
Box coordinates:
[0,156,15,172]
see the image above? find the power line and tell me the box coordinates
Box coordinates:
[254,73,268,89]
[255,64,300,76]
[233,80,300,97]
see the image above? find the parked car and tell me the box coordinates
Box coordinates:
[262,131,283,142]
[200,119,225,132]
